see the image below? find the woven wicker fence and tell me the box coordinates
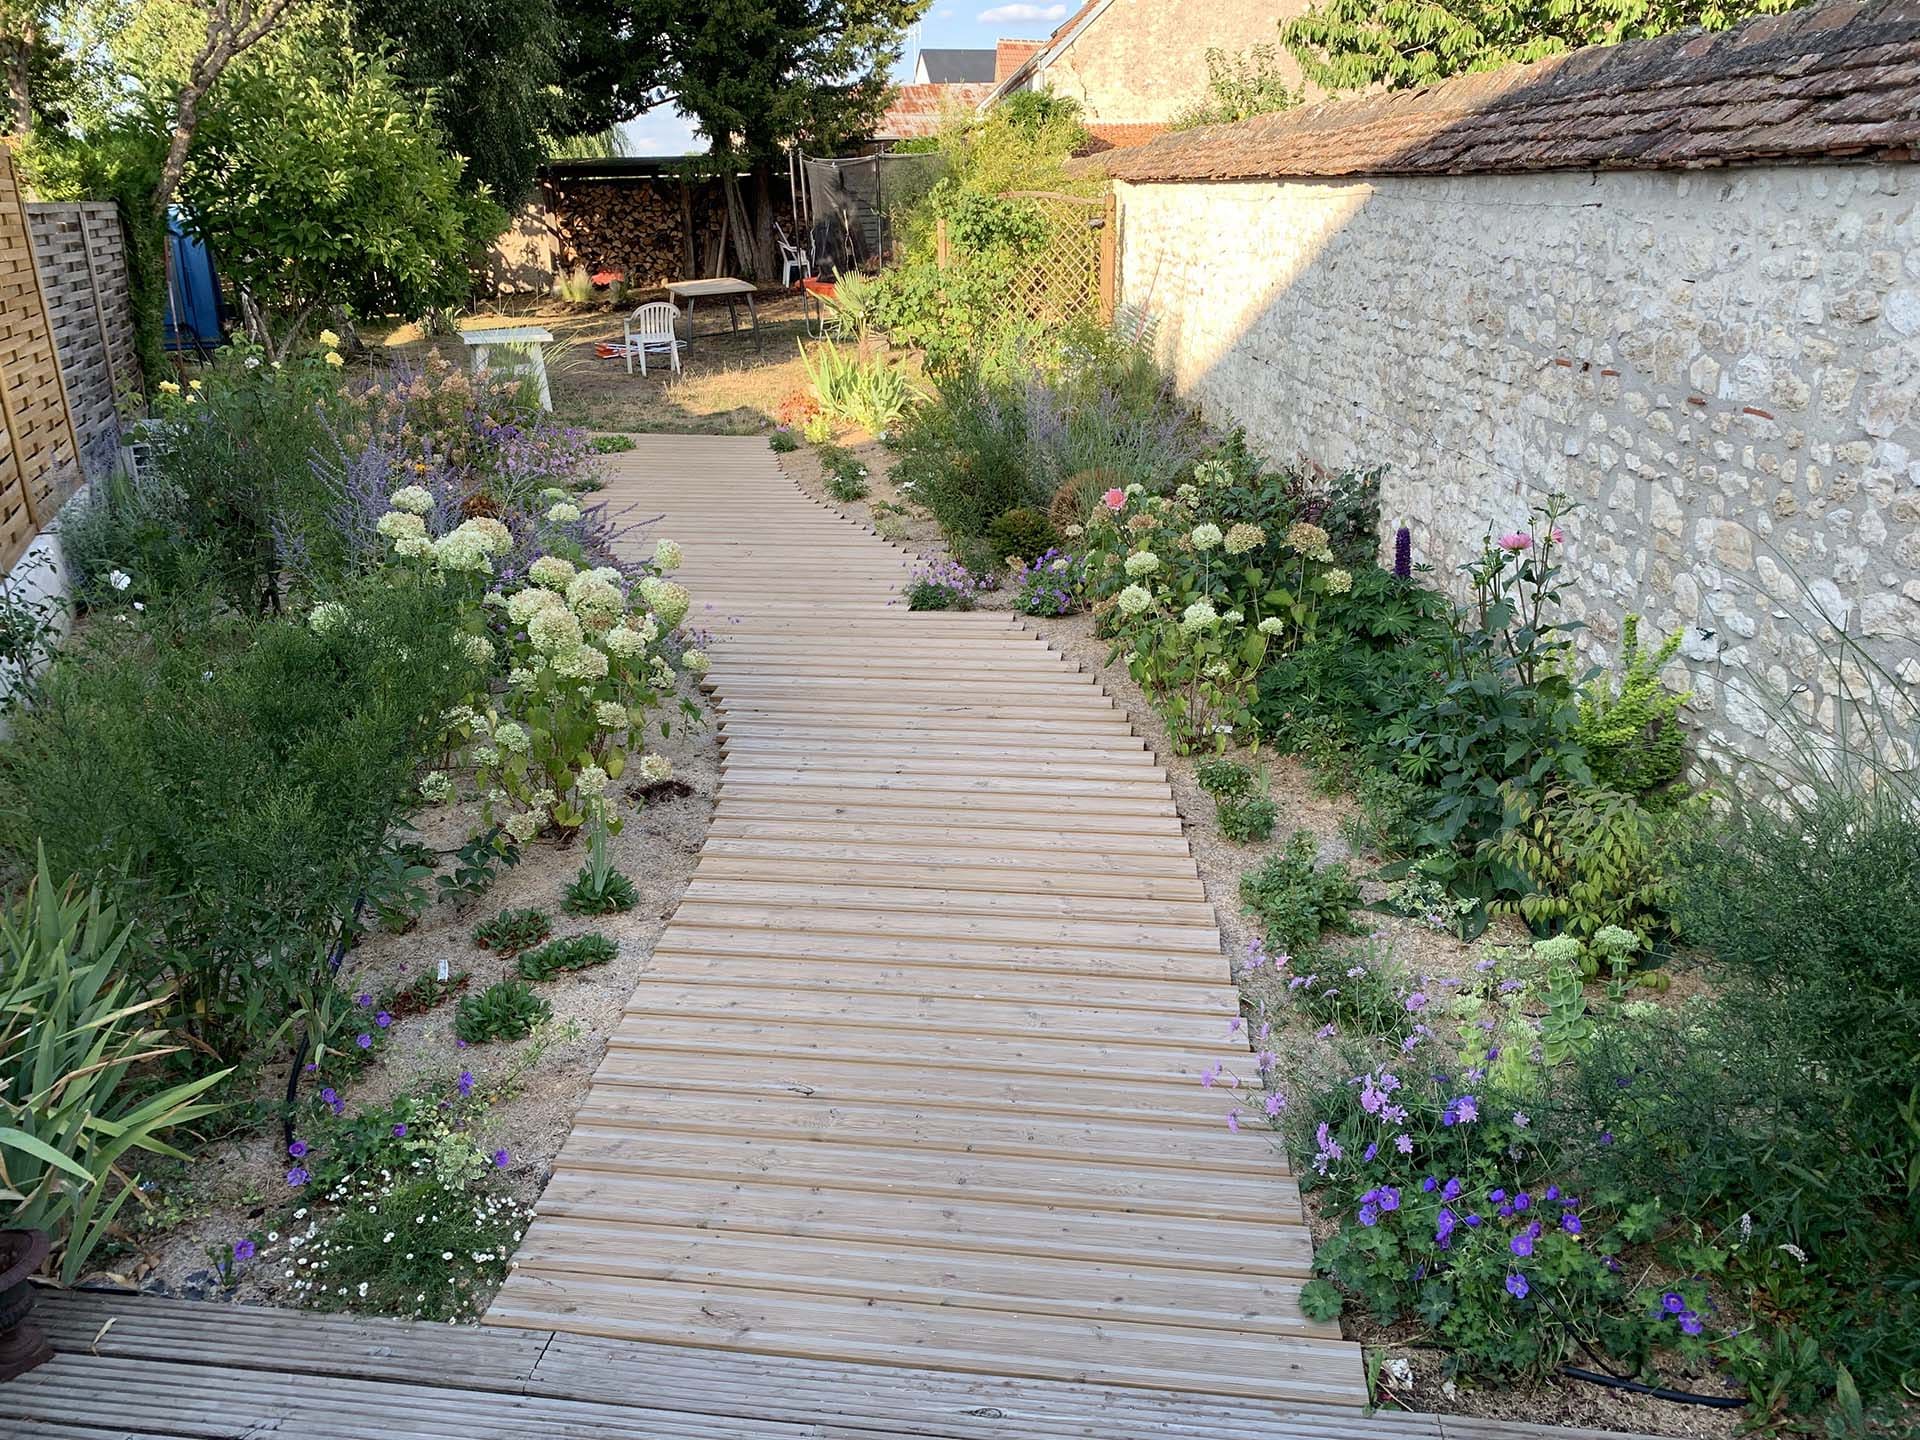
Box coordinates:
[0,147,85,573]
[26,201,138,484]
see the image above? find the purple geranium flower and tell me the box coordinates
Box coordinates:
[288,1140,308,1158]
[232,1239,256,1262]
[1506,1272,1530,1300]
[356,1033,372,1049]
[492,1149,510,1169]
[287,1166,309,1187]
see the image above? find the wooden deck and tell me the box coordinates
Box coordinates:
[12,1289,1669,1440]
[485,434,1365,1407]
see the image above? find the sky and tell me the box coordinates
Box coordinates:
[614,3,1065,156]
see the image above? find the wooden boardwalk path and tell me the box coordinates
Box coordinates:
[486,434,1366,1407]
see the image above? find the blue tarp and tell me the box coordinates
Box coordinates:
[163,214,223,349]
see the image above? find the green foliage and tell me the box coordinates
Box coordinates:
[0,573,480,1065]
[471,907,552,957]
[563,864,637,916]
[1489,783,1685,958]
[1170,44,1301,130]
[769,429,800,453]
[0,856,229,1283]
[180,26,504,350]
[1299,1277,1344,1322]
[1535,942,1592,1063]
[1239,830,1361,957]
[1282,0,1804,95]
[890,367,1035,540]
[799,340,916,436]
[516,931,617,980]
[820,447,872,502]
[1217,794,1278,844]
[985,506,1056,564]
[1196,757,1255,797]
[1575,615,1690,799]
[589,434,637,454]
[453,980,550,1044]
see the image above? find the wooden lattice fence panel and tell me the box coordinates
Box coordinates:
[998,191,1103,328]
[27,200,138,482]
[0,147,84,571]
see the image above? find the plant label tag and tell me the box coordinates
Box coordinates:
[437,957,449,982]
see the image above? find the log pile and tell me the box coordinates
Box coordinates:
[537,177,798,292]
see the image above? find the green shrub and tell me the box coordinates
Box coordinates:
[1196,757,1254,797]
[1575,615,1689,800]
[1217,794,1277,843]
[798,340,916,435]
[453,981,550,1044]
[471,908,552,957]
[516,932,618,980]
[822,450,872,503]
[1,856,230,1282]
[589,434,636,454]
[769,428,800,453]
[563,865,637,916]
[890,368,1035,541]
[1238,830,1360,957]
[985,506,1056,563]
[0,572,480,1064]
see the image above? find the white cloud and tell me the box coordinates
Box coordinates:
[977,3,1067,22]
[616,108,705,158]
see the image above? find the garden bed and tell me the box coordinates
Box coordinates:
[110,670,717,1311]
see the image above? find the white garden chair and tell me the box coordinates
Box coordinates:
[622,301,684,376]
[775,223,812,288]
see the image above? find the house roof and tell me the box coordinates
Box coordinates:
[982,0,1114,105]
[995,38,1045,82]
[917,47,998,83]
[1103,1,1920,184]
[877,82,997,140]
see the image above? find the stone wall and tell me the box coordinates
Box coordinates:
[1032,0,1308,126]
[1113,163,1920,764]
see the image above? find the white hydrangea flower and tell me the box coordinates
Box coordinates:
[574,764,610,799]
[1191,523,1224,551]
[527,606,584,655]
[308,601,349,636]
[680,649,710,677]
[1222,609,1244,625]
[388,485,434,515]
[1116,584,1153,616]
[551,642,609,682]
[492,720,530,753]
[528,555,576,590]
[604,626,647,660]
[595,701,629,730]
[461,633,494,667]
[637,576,690,629]
[376,510,426,540]
[506,587,562,626]
[505,810,540,843]
[1257,616,1285,635]
[639,753,673,782]
[507,666,535,689]
[1180,599,1220,632]
[1224,521,1265,555]
[433,529,493,574]
[539,487,569,503]
[546,501,582,525]
[471,743,501,767]
[418,772,453,804]
[566,574,624,628]
[653,539,683,571]
[392,533,434,560]
[1123,551,1160,578]
[454,516,513,556]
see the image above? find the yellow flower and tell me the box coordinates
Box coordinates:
[317,328,342,349]
[325,351,345,368]
[157,380,181,395]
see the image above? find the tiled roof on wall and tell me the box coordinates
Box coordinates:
[1104,1,1920,182]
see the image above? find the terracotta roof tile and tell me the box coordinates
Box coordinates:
[1104,2,1920,183]
[876,82,996,140]
[995,39,1045,82]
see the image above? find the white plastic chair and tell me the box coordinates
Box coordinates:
[623,301,683,376]
[775,224,812,288]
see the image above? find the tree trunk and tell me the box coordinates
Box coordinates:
[751,163,778,283]
[4,27,33,142]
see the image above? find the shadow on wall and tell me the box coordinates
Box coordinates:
[1106,4,1920,769]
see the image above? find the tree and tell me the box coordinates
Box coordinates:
[1169,45,1299,131]
[654,0,926,276]
[179,27,502,354]
[1281,0,1806,93]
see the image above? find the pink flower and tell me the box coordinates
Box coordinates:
[1550,526,1566,544]
[1497,531,1533,552]
[1102,488,1126,511]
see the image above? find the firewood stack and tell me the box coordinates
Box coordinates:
[541,177,798,291]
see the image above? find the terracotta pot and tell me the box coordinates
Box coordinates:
[0,1229,52,1382]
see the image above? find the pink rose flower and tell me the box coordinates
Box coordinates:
[1102,488,1127,511]
[1497,531,1533,552]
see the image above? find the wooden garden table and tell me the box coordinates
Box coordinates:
[666,278,761,352]
[460,324,554,410]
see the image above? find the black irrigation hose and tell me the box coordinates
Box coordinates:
[1561,1367,1747,1409]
